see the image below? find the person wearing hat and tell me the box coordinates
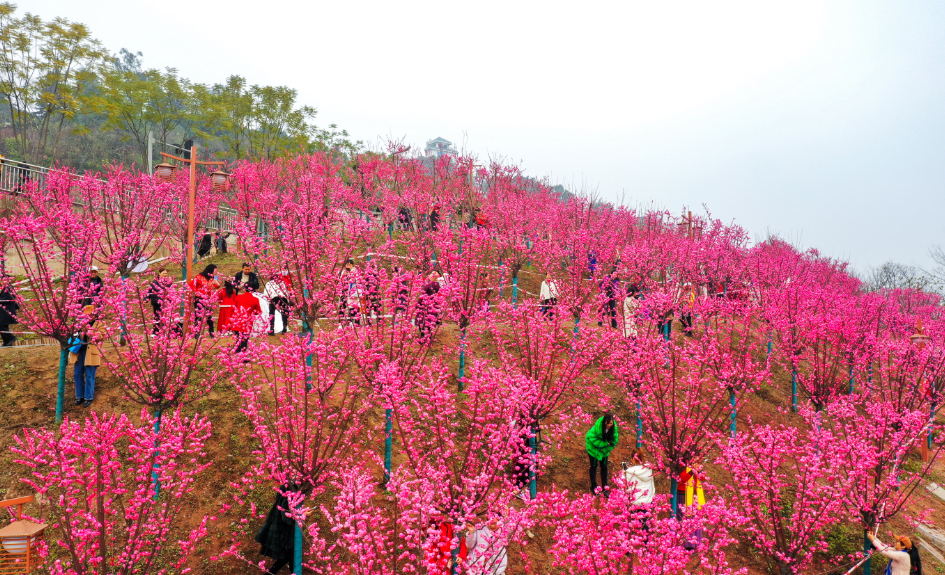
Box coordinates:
[69,305,101,408]
[82,266,103,307]
[867,532,914,575]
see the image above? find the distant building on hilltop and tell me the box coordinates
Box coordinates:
[424,137,456,158]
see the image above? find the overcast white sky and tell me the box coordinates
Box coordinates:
[32,0,945,273]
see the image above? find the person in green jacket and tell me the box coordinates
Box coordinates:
[586,413,618,494]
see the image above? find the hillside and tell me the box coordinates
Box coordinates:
[1,253,944,575]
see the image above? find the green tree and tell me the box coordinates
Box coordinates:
[96,64,195,165]
[0,3,104,163]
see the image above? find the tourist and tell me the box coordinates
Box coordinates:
[339,259,362,325]
[622,448,655,537]
[538,273,559,318]
[215,230,230,254]
[235,262,261,292]
[866,533,912,575]
[430,204,441,231]
[391,265,410,316]
[587,251,598,275]
[908,536,923,575]
[416,272,441,340]
[657,309,673,339]
[188,264,220,335]
[196,227,213,258]
[586,413,618,495]
[82,266,103,307]
[397,206,412,231]
[623,448,655,506]
[70,305,100,408]
[361,259,382,323]
[216,281,239,334]
[599,267,620,329]
[146,269,172,332]
[255,484,307,575]
[676,464,706,549]
[264,271,293,335]
[231,286,262,353]
[425,518,467,574]
[679,281,696,336]
[622,283,642,339]
[465,521,508,575]
[0,279,19,347]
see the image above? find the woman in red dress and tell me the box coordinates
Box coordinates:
[216,281,239,333]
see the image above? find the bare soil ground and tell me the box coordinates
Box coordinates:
[1,253,943,574]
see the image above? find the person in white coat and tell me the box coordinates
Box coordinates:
[622,448,655,506]
[622,284,643,339]
[263,271,293,335]
[465,523,508,575]
[539,273,559,318]
[866,533,911,575]
[623,447,655,567]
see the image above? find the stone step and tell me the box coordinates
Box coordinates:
[926,482,945,503]
[918,538,945,566]
[917,524,945,553]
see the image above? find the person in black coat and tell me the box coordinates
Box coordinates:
[255,485,304,574]
[81,266,103,307]
[196,228,213,258]
[234,263,261,293]
[0,281,19,347]
[215,231,229,254]
[146,269,172,333]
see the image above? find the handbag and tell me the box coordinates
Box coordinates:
[67,336,86,354]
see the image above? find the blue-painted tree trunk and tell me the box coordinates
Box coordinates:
[729,390,737,437]
[458,328,466,392]
[55,348,67,423]
[791,369,798,413]
[120,274,128,346]
[528,430,537,500]
[180,259,188,316]
[670,477,679,516]
[849,365,855,395]
[384,408,392,484]
[863,532,872,575]
[302,288,313,389]
[294,523,303,575]
[512,276,518,308]
[930,403,936,452]
[636,402,642,449]
[153,409,162,499]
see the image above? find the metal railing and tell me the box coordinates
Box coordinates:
[0,159,240,232]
